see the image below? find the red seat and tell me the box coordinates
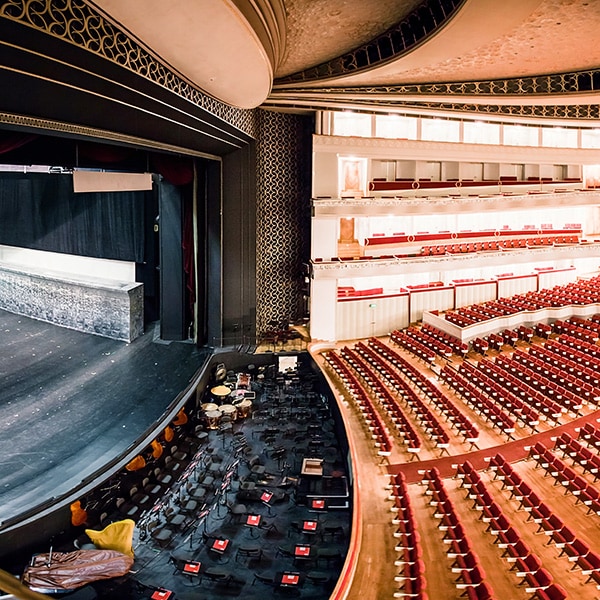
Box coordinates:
[464,580,495,600]
[524,567,553,593]
[515,553,543,577]
[531,583,567,600]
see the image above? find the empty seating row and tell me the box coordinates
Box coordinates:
[459,361,538,431]
[368,338,479,447]
[454,460,565,598]
[351,342,448,453]
[507,349,593,410]
[420,234,580,258]
[530,342,600,388]
[390,329,436,364]
[386,472,427,599]
[557,333,600,366]
[492,450,600,591]
[439,365,516,438]
[578,422,600,451]
[443,275,600,329]
[421,323,469,356]
[528,442,600,516]
[553,318,600,342]
[492,353,567,420]
[420,467,493,598]
[338,347,422,455]
[554,432,600,482]
[323,351,393,456]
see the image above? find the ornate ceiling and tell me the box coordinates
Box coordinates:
[87,0,600,122]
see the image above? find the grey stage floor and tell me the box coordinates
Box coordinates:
[0,310,210,527]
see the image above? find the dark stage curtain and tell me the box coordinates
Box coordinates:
[0,173,145,262]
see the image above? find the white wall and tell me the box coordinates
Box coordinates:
[0,245,136,282]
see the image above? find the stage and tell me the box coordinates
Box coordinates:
[0,309,210,531]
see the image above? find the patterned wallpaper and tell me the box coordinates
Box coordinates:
[255,110,313,336]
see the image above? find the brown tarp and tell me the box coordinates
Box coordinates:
[22,549,133,593]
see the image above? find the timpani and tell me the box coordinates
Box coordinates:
[237,398,253,419]
[211,385,232,401]
[219,404,237,421]
[205,409,222,429]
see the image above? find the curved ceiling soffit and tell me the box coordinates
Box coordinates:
[231,0,287,74]
[267,65,600,121]
[83,0,280,109]
[274,0,466,87]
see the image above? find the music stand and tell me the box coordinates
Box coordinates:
[260,489,275,516]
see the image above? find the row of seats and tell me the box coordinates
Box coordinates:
[439,365,516,438]
[421,467,493,600]
[339,346,421,456]
[530,342,600,388]
[403,326,454,359]
[543,339,600,385]
[554,432,600,482]
[529,442,600,518]
[454,460,566,600]
[478,354,566,422]
[323,351,393,456]
[353,341,450,454]
[443,275,600,328]
[421,323,469,356]
[490,452,600,584]
[509,348,595,409]
[553,319,600,342]
[367,337,479,446]
[387,472,426,599]
[558,333,600,365]
[578,422,600,451]
[390,329,436,364]
[421,235,580,257]
[458,361,534,432]
[493,353,570,420]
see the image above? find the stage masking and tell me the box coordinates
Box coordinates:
[73,170,153,193]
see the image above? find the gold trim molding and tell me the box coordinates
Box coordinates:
[0,111,222,160]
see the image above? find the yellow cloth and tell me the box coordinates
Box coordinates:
[70,500,88,527]
[163,426,174,442]
[85,519,135,558]
[151,439,163,460]
[125,455,146,472]
[173,408,188,426]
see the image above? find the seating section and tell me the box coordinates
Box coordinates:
[421,467,491,596]
[390,329,436,364]
[439,365,516,438]
[529,442,600,516]
[444,276,600,327]
[368,337,479,447]
[323,350,393,457]
[387,472,426,599]
[326,315,600,599]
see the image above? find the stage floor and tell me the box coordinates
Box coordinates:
[0,310,210,527]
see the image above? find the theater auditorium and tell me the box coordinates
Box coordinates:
[1,1,600,599]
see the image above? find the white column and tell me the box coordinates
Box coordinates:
[309,278,338,342]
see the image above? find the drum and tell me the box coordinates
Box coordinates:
[205,410,222,429]
[236,373,251,389]
[201,402,219,413]
[219,404,237,421]
[237,398,253,419]
[211,385,231,401]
